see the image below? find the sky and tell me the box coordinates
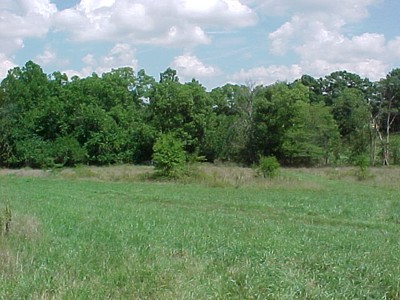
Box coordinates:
[1,0,400,89]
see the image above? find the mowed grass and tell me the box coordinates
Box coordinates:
[0,166,400,299]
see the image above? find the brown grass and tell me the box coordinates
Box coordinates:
[11,214,41,240]
[1,164,400,190]
[299,166,400,189]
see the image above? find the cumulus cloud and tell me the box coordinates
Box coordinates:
[0,0,56,57]
[264,0,398,82]
[0,54,16,79]
[302,59,388,81]
[35,49,56,66]
[254,0,380,22]
[171,54,219,80]
[63,43,138,79]
[0,0,56,79]
[177,0,256,28]
[34,48,70,69]
[231,65,303,86]
[388,37,400,59]
[54,0,257,46]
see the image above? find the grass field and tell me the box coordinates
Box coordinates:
[0,165,399,299]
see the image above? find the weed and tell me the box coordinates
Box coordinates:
[0,201,11,236]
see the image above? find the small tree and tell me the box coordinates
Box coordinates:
[258,156,280,178]
[152,133,186,178]
[353,154,370,181]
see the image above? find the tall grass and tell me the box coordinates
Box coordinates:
[0,165,399,299]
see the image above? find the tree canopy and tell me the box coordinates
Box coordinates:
[1,60,400,168]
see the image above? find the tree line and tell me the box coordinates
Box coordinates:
[0,61,399,168]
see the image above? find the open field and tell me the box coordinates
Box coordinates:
[1,165,400,299]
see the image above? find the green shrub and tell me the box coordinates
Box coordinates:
[152,133,186,178]
[258,156,280,178]
[353,154,370,181]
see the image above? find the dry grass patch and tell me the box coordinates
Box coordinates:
[0,168,48,177]
[0,213,41,282]
[300,166,400,189]
[11,214,41,240]
[194,164,325,190]
[57,165,153,182]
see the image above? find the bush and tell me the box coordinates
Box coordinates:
[258,156,280,178]
[353,154,370,181]
[152,133,186,178]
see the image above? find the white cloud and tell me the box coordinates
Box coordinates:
[35,49,57,66]
[0,0,56,42]
[388,37,400,59]
[171,54,219,80]
[265,0,397,82]
[78,0,116,13]
[254,0,380,23]
[54,0,256,46]
[268,19,295,55]
[0,0,56,77]
[0,54,16,79]
[100,43,138,70]
[302,59,388,81]
[63,43,138,79]
[177,0,257,28]
[231,65,303,85]
[0,0,55,80]
[293,28,394,80]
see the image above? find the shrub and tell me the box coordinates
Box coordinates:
[258,156,280,178]
[152,133,186,178]
[353,154,370,181]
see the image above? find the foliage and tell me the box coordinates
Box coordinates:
[52,136,87,167]
[283,101,340,166]
[332,88,371,160]
[353,154,371,181]
[257,156,280,178]
[1,61,400,168]
[152,133,186,178]
[250,82,309,163]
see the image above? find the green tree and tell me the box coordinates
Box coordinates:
[250,82,309,163]
[373,68,400,165]
[283,101,340,166]
[152,133,186,178]
[332,88,371,161]
[148,70,211,155]
[320,71,372,106]
[0,61,52,167]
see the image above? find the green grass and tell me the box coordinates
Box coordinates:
[0,166,399,299]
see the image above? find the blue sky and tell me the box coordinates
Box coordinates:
[1,0,399,89]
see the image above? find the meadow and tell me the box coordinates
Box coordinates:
[0,165,399,299]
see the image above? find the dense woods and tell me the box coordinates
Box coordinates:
[1,61,400,168]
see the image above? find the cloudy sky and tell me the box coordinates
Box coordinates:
[1,0,399,89]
